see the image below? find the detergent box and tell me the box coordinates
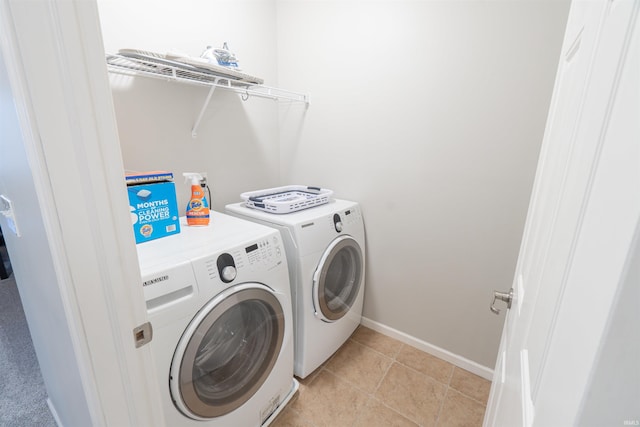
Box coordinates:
[127,179,180,244]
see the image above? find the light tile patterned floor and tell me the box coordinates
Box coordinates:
[272,326,491,427]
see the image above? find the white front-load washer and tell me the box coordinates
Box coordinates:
[225,199,366,378]
[137,212,298,427]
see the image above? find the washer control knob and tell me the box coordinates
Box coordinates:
[333,213,343,233]
[217,253,236,283]
[221,266,237,282]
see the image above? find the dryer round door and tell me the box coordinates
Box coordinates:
[312,235,364,322]
[170,284,285,420]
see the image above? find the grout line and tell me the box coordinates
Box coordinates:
[368,341,459,426]
[372,355,396,395]
[319,342,417,426]
[394,342,405,361]
[391,358,453,389]
[348,335,404,361]
[447,387,491,407]
[350,396,369,427]
[376,359,448,426]
[447,365,456,386]
[322,359,385,398]
[324,338,399,395]
[447,366,491,406]
[288,329,487,427]
[374,397,424,427]
[434,384,451,427]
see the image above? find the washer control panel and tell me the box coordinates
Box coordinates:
[243,234,282,271]
[191,233,284,290]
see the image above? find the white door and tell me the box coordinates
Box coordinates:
[484,1,639,426]
[0,0,163,425]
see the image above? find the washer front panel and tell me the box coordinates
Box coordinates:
[312,235,364,322]
[171,284,285,420]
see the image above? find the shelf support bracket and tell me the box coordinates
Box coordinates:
[191,85,217,138]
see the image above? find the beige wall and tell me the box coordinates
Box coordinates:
[98,0,570,369]
[276,0,570,368]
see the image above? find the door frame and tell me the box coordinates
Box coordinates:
[0,0,162,425]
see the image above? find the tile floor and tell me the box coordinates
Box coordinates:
[272,326,491,427]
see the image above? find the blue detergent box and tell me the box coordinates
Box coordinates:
[128,181,180,244]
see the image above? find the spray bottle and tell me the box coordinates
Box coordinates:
[183,172,210,226]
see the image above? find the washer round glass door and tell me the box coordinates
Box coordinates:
[170,284,285,420]
[312,235,364,322]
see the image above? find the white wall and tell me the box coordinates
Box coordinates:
[98,0,282,213]
[276,0,570,368]
[98,0,570,370]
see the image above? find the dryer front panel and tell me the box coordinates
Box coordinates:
[312,235,364,322]
[170,284,285,420]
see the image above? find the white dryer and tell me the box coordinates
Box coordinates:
[137,212,298,427]
[225,199,366,378]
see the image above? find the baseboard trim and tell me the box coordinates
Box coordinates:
[47,398,63,427]
[360,317,494,381]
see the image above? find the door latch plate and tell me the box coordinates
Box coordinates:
[133,322,153,348]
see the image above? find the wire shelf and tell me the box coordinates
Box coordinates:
[106,54,309,137]
[106,54,309,103]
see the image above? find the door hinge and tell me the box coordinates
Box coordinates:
[133,322,153,348]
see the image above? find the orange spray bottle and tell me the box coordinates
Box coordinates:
[183,172,210,226]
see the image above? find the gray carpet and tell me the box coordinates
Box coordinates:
[0,270,57,426]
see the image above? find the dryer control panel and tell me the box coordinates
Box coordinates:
[328,206,362,233]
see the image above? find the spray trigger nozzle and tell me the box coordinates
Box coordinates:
[183,172,205,186]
